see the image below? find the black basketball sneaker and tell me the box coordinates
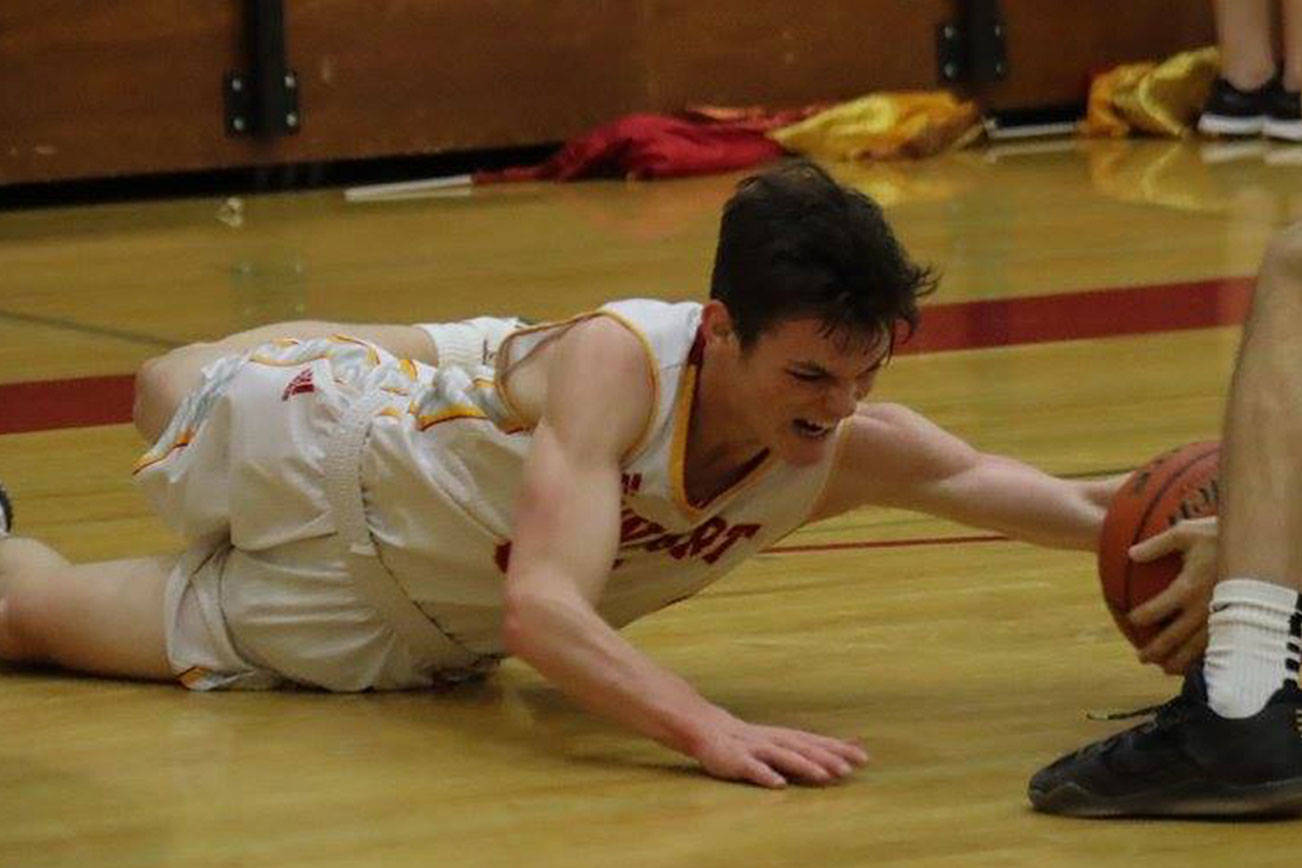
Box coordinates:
[0,481,11,536]
[1265,80,1302,142]
[1028,668,1302,817]
[1198,76,1272,137]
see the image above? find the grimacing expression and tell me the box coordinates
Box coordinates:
[736,317,887,465]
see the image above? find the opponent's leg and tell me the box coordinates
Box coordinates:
[1204,226,1302,717]
[1028,227,1302,817]
[0,537,174,681]
[1283,0,1302,91]
[1200,0,1277,136]
[1216,0,1278,90]
[1266,0,1302,140]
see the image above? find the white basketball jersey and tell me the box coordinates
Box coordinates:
[364,299,840,654]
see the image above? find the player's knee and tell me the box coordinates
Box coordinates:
[132,354,185,442]
[132,356,164,428]
[0,579,51,662]
[1261,226,1302,283]
[1252,231,1302,323]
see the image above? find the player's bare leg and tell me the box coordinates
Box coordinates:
[133,316,524,444]
[1204,225,1302,717]
[1283,0,1302,92]
[1199,0,1277,137]
[1217,226,1302,592]
[1029,226,1302,817]
[1214,0,1277,92]
[0,534,174,681]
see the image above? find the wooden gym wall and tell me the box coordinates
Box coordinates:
[0,1,1214,186]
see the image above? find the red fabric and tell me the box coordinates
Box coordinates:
[473,112,793,184]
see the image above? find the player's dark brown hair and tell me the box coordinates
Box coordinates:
[709,158,936,355]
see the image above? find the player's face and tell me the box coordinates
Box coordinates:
[736,316,888,465]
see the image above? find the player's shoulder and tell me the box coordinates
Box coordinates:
[542,315,657,455]
[833,402,965,478]
[551,314,654,384]
[840,401,930,448]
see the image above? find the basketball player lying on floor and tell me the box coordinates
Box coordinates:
[0,161,1217,793]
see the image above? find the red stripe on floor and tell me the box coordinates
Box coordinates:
[0,275,1256,435]
[895,277,1249,353]
[0,374,136,435]
[895,276,1253,355]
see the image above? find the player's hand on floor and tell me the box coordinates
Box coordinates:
[1126,516,1218,675]
[690,715,869,788]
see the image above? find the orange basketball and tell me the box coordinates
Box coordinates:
[1097,441,1220,649]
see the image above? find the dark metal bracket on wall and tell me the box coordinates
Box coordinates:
[224,0,300,137]
[937,0,1008,84]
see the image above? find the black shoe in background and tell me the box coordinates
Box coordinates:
[1265,79,1302,141]
[1198,76,1271,137]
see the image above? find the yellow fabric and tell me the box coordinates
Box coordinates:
[770,91,983,161]
[1083,139,1225,213]
[1081,47,1220,138]
[1082,63,1157,138]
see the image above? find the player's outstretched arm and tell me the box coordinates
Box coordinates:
[820,405,1222,672]
[503,318,867,788]
[815,403,1122,550]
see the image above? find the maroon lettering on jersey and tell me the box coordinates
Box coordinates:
[620,508,665,544]
[280,368,315,401]
[620,473,643,495]
[670,516,727,559]
[701,523,761,564]
[645,532,685,553]
[619,503,764,565]
[494,541,512,574]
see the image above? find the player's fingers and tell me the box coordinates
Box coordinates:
[1162,627,1208,676]
[818,737,870,766]
[754,745,834,784]
[740,759,788,789]
[1138,609,1201,664]
[1128,581,1185,626]
[766,727,869,765]
[777,730,866,760]
[1128,527,1182,562]
[772,738,854,777]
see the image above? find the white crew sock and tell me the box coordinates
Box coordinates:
[415,317,524,370]
[1203,578,1302,718]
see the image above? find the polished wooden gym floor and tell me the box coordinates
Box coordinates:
[2,138,1301,865]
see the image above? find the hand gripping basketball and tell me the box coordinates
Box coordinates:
[1097,442,1220,665]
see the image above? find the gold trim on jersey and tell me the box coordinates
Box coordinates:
[132,427,196,474]
[248,350,332,367]
[329,334,382,366]
[668,333,775,519]
[416,404,490,430]
[599,308,661,463]
[248,334,381,369]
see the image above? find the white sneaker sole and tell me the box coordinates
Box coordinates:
[1265,117,1302,141]
[1199,113,1266,136]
